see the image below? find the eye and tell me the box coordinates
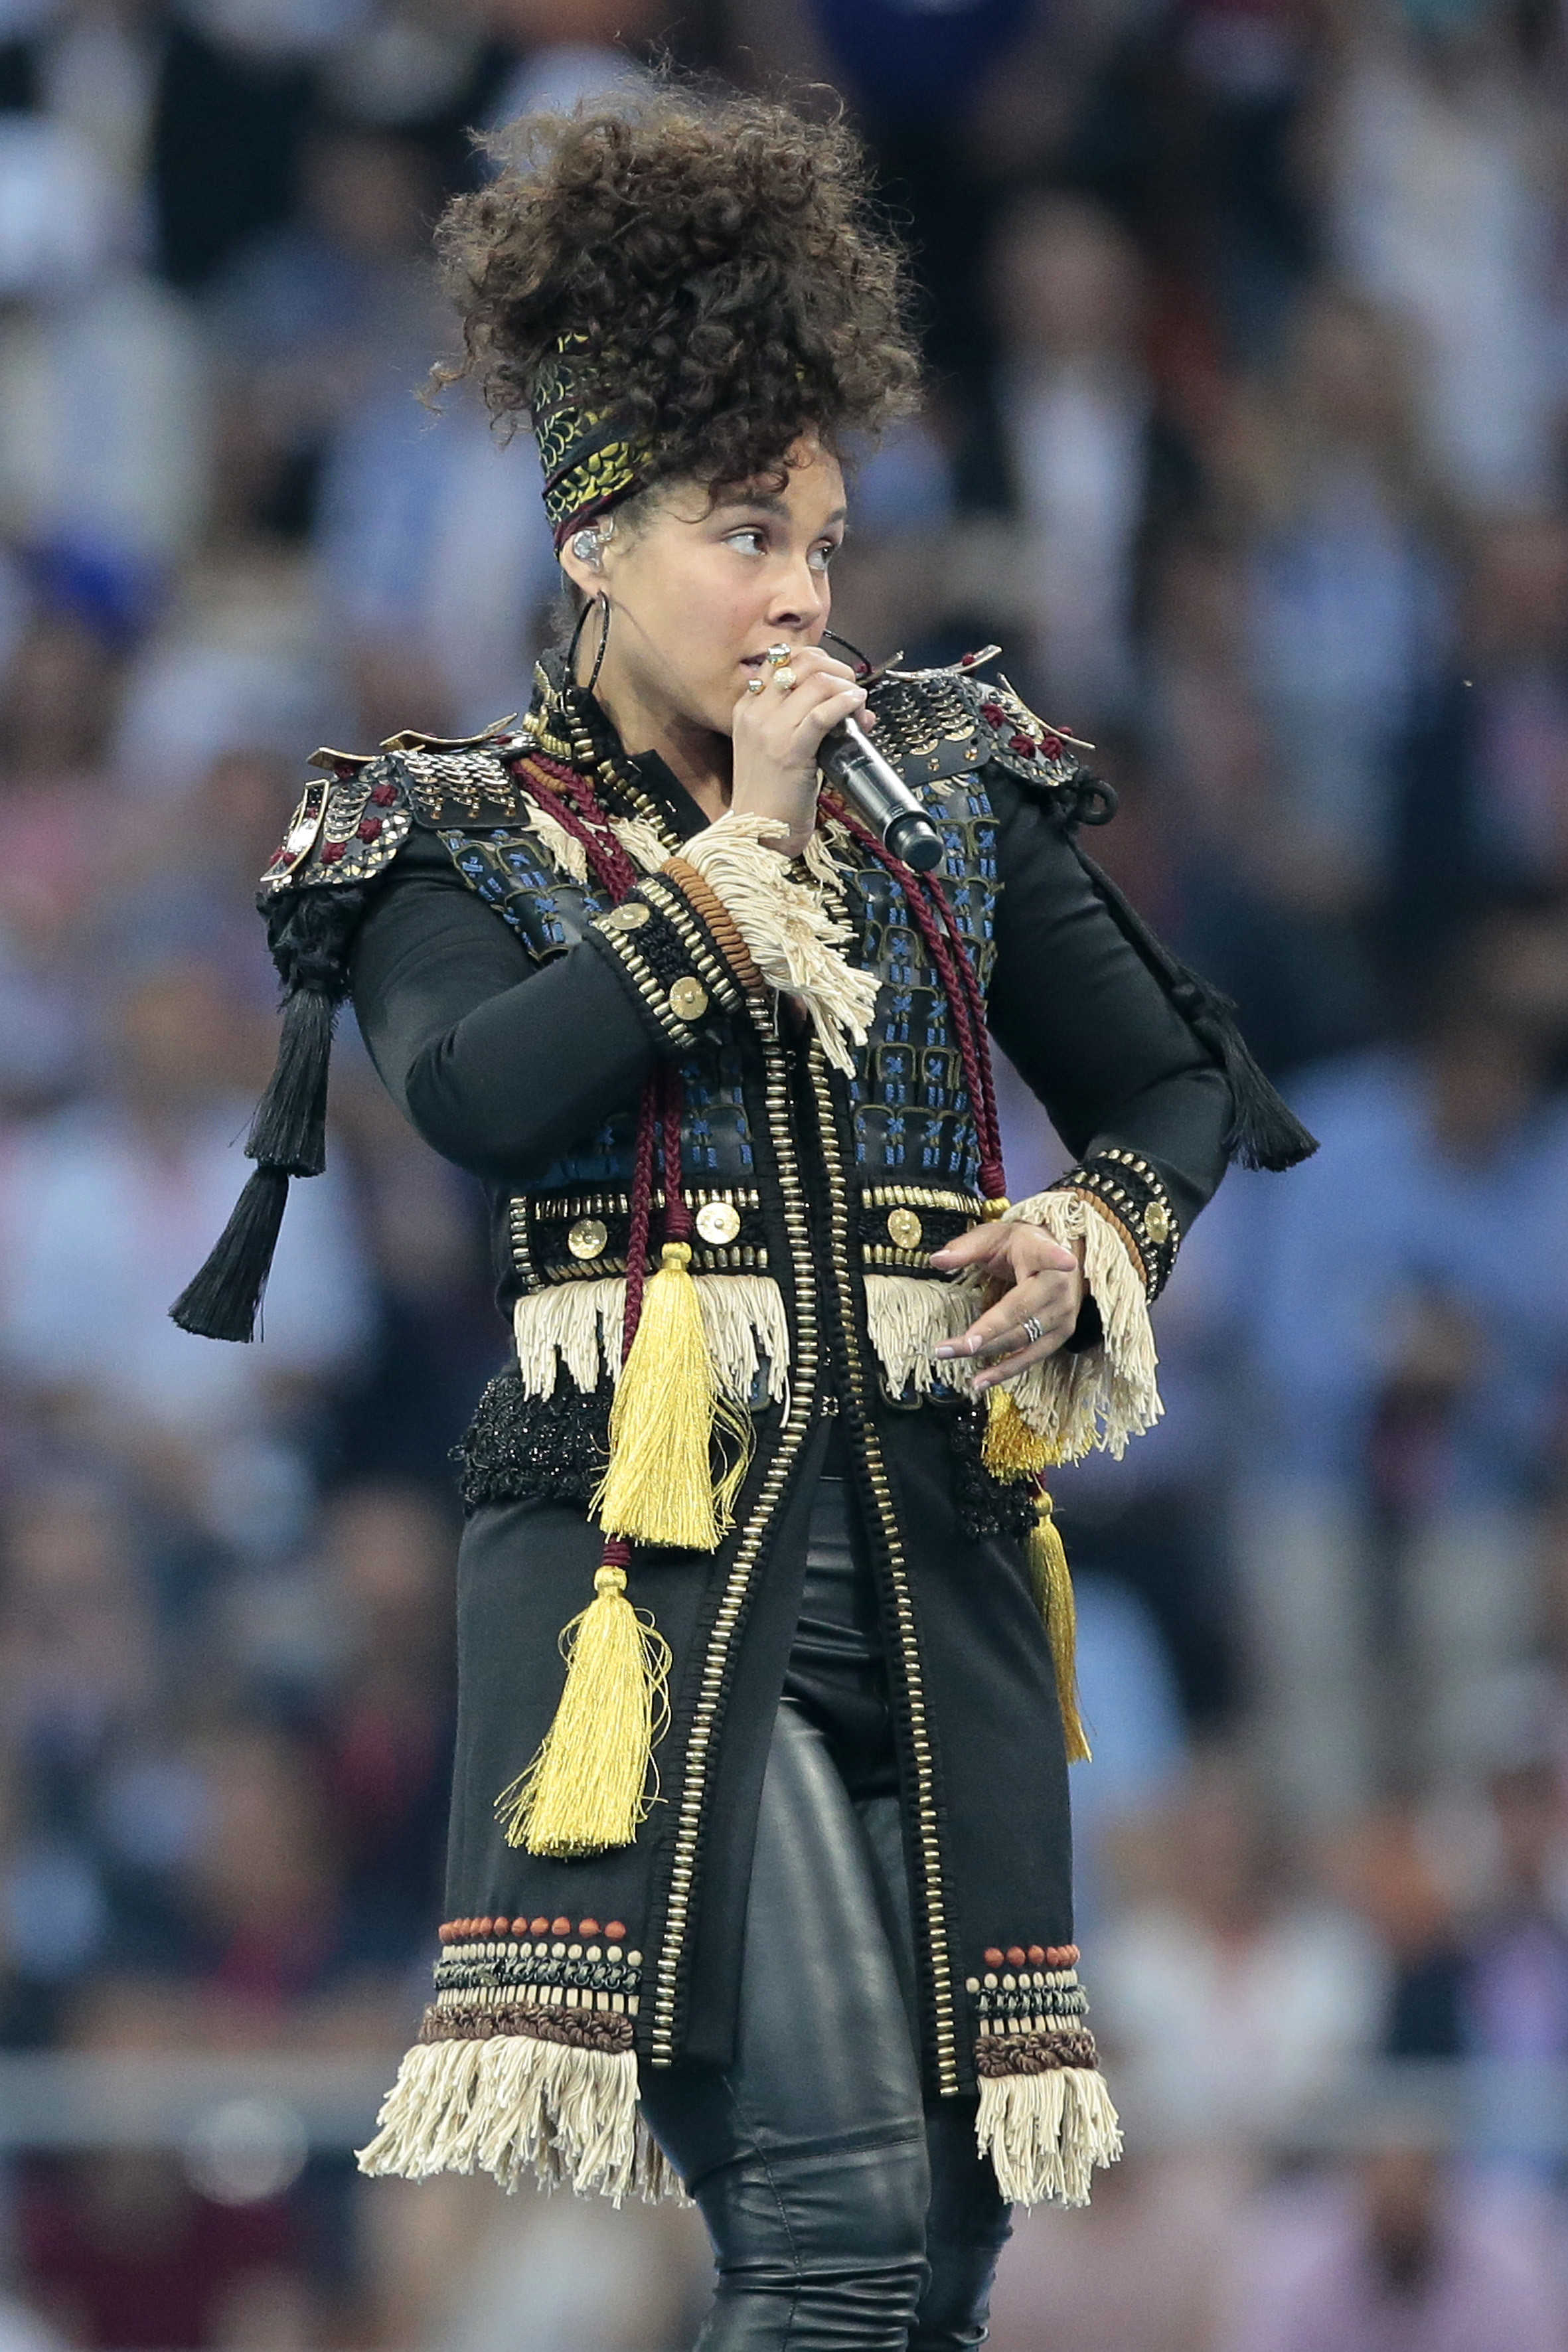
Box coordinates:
[724,528,767,554]
[809,540,840,574]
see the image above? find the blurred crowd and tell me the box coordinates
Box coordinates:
[0,0,1565,2345]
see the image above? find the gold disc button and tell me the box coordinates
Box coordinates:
[886,1206,924,1250]
[604,900,650,931]
[567,1215,609,1261]
[669,975,708,1022]
[695,1200,742,1246]
[1144,1201,1172,1245]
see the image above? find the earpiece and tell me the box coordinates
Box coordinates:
[569,514,615,568]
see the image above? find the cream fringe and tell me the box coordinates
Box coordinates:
[672,812,881,1076]
[976,2065,1123,2209]
[512,1273,789,1405]
[998,1191,1162,1461]
[356,2035,686,2205]
[864,1272,984,1398]
[518,797,670,889]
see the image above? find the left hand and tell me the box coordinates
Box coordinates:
[929,1221,1086,1390]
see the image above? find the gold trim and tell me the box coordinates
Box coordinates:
[649,1002,818,2065]
[809,1043,959,2094]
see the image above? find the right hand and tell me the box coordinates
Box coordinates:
[730,644,868,855]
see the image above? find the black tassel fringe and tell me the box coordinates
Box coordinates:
[169,1166,290,1341]
[245,986,334,1176]
[1067,836,1318,1172]
[173,882,373,1342]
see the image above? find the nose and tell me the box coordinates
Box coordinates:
[767,551,828,635]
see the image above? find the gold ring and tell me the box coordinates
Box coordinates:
[773,666,797,692]
[765,643,794,667]
[745,676,765,694]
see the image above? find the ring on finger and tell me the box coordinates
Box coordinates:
[745,676,765,694]
[765,643,794,668]
[1020,1314,1045,1346]
[773,666,797,692]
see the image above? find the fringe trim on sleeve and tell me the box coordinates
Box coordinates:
[998,1191,1162,1460]
[512,1273,789,1405]
[975,2062,1123,2209]
[672,812,881,1075]
[356,2032,685,2204]
[864,1271,985,1398]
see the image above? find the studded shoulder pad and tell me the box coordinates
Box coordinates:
[259,718,538,894]
[864,655,1089,797]
[260,755,414,895]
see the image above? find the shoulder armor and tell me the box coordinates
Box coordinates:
[260,719,534,894]
[866,653,1091,796]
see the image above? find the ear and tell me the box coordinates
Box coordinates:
[558,537,601,602]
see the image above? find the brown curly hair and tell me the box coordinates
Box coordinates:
[431,88,923,501]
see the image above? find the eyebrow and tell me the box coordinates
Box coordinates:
[719,494,848,528]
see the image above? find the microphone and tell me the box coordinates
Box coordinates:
[819,714,945,874]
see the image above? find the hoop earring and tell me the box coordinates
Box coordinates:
[565,590,610,692]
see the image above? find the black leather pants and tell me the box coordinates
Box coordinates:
[639,1468,1012,2349]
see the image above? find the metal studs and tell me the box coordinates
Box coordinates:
[602,900,651,932]
[668,975,708,1022]
[567,1215,609,1261]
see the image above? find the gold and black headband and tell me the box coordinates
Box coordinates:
[533,337,650,549]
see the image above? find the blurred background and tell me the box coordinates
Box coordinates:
[0,0,1565,2344]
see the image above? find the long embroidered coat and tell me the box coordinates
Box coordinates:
[246,653,1251,2209]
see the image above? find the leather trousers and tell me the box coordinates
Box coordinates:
[639,1464,1012,2350]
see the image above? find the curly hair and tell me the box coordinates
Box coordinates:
[431,88,922,499]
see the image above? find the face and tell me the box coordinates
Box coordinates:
[561,435,848,740]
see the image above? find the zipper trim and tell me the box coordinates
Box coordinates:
[807,1042,960,2093]
[648,998,819,2063]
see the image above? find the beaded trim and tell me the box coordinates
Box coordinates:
[420,1917,645,2055]
[966,1940,1099,2073]
[509,1188,768,1285]
[589,888,736,1054]
[1052,1148,1180,1301]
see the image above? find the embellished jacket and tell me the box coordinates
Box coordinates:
[177,649,1312,2215]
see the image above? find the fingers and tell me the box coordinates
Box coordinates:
[930,1225,1077,1273]
[933,1270,1079,1377]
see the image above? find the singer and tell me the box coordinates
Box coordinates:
[173,86,1314,2352]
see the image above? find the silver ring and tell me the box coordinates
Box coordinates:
[765,643,793,666]
[1020,1315,1045,1347]
[745,676,765,694]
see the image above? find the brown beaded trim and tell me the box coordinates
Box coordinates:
[974,2029,1101,2077]
[418,2003,634,2054]
[1052,1148,1180,1301]
[659,856,765,996]
[637,870,747,1008]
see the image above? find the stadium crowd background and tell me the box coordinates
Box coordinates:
[0,0,1567,2343]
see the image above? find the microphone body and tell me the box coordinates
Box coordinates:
[819,714,945,874]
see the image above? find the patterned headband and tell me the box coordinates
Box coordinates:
[532,337,651,550]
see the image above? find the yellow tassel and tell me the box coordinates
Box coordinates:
[593,1242,751,1551]
[495,1555,672,1856]
[982,1385,1053,1480]
[1028,1491,1091,1763]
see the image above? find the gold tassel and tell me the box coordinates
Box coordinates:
[982,1385,1053,1480]
[495,1551,672,1856]
[593,1241,751,1551]
[1028,1490,1091,1763]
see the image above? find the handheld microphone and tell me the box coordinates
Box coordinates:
[819,714,945,874]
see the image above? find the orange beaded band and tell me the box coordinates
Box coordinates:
[661,854,765,996]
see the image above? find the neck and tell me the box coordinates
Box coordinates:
[575,615,732,823]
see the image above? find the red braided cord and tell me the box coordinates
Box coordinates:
[659,1071,693,1243]
[621,1076,659,1364]
[829,803,1006,1198]
[514,755,638,900]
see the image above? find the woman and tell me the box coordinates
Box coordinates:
[174,90,1313,2351]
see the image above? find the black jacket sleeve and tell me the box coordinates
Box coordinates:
[348,830,744,1182]
[984,769,1233,1238]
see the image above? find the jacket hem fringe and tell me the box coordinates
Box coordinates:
[975,2063,1123,2209]
[356,2031,688,2205]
